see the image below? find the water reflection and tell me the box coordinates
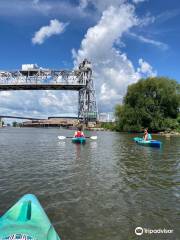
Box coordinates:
[0,128,179,239]
[89,141,97,151]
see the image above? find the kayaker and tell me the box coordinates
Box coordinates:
[143,128,152,141]
[74,127,85,138]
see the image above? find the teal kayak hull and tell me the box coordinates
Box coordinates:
[133,137,161,148]
[0,194,60,240]
[72,137,86,144]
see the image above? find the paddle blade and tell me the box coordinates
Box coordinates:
[58,136,66,140]
[90,136,97,140]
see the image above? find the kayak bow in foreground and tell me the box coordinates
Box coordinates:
[133,137,161,148]
[0,194,61,240]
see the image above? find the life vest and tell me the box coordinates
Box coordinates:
[75,131,84,137]
[148,134,152,140]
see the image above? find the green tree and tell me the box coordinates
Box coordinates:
[116,77,180,132]
[12,121,18,127]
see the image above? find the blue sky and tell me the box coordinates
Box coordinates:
[0,0,180,118]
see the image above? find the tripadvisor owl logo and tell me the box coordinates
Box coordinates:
[135,227,143,235]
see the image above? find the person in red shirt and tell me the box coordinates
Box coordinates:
[74,127,85,138]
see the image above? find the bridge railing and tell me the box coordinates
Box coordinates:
[0,69,87,86]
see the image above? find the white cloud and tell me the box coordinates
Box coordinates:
[73,5,138,62]
[32,19,68,45]
[0,1,92,20]
[79,0,89,9]
[139,13,155,26]
[33,0,39,5]
[0,91,78,118]
[129,32,168,50]
[137,58,157,77]
[91,0,125,11]
[155,9,180,24]
[0,92,11,97]
[73,3,156,111]
[132,0,147,4]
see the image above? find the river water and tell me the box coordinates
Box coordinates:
[0,128,179,239]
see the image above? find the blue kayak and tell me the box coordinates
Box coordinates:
[0,194,61,240]
[72,137,86,144]
[133,137,161,148]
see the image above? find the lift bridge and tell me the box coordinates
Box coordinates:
[0,59,97,123]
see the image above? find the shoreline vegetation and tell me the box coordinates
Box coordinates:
[100,77,180,135]
[97,123,180,136]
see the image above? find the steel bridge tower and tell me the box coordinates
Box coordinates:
[0,59,97,123]
[78,59,97,122]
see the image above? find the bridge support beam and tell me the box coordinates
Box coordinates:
[0,118,2,127]
[78,60,97,123]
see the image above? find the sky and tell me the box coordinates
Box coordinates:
[0,0,180,119]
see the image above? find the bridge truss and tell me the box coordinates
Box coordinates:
[0,60,97,122]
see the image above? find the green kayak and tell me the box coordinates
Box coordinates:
[0,194,61,240]
[72,137,86,144]
[133,137,161,148]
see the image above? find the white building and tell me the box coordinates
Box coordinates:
[22,64,39,71]
[98,112,115,122]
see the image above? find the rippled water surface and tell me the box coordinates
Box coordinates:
[0,128,179,239]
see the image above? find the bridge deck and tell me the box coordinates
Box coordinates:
[0,84,85,91]
[0,116,81,120]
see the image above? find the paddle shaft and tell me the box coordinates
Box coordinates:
[58,136,97,140]
[66,136,91,138]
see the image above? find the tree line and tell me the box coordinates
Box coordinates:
[105,77,180,132]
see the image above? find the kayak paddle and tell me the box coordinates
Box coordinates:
[58,136,97,140]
